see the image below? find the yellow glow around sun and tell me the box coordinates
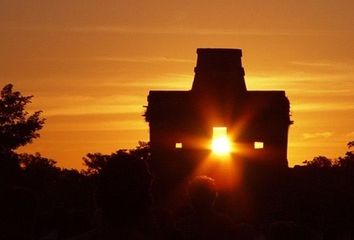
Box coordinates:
[211,127,231,154]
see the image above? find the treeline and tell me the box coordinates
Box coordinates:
[301,141,354,169]
[2,140,353,239]
[0,83,153,238]
[2,83,354,239]
[1,143,152,239]
[285,143,354,239]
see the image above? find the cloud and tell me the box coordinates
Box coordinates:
[248,72,354,86]
[98,73,193,89]
[11,56,194,64]
[7,24,352,37]
[27,94,146,116]
[48,118,147,131]
[93,56,193,63]
[43,104,144,116]
[290,61,352,69]
[291,103,354,112]
[302,132,333,139]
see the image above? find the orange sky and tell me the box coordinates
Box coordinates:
[1,0,353,169]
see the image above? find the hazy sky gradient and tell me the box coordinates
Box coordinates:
[1,0,353,168]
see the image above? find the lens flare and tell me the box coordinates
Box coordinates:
[211,127,231,154]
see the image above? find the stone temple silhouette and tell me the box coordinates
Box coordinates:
[145,49,292,191]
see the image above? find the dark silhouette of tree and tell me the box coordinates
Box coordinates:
[300,141,354,169]
[336,140,354,169]
[0,84,45,155]
[82,141,150,175]
[347,141,354,149]
[303,155,333,168]
[82,152,110,175]
[17,153,60,194]
[19,152,58,170]
[69,147,168,239]
[130,141,151,162]
[0,84,45,184]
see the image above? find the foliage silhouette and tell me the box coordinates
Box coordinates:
[82,141,150,175]
[336,141,354,169]
[302,141,354,169]
[303,155,333,168]
[19,152,58,170]
[2,82,354,239]
[0,83,45,184]
[82,152,110,175]
[0,83,45,154]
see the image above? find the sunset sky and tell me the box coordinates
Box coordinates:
[1,0,353,169]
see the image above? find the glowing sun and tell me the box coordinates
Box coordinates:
[211,127,231,154]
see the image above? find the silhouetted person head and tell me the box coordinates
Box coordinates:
[96,151,153,228]
[235,223,257,240]
[179,176,236,239]
[188,175,217,213]
[268,221,297,240]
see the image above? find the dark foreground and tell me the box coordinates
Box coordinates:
[1,150,354,240]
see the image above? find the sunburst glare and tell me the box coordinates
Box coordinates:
[211,127,231,155]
